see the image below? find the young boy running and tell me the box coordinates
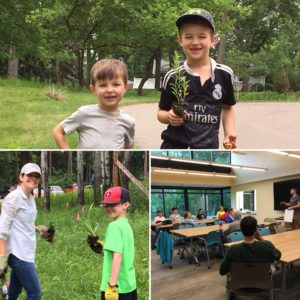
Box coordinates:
[100,187,137,300]
[53,59,135,149]
[158,9,237,149]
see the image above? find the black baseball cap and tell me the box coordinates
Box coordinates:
[101,186,131,204]
[176,9,215,33]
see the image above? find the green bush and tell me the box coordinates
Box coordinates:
[128,179,149,213]
[251,83,265,92]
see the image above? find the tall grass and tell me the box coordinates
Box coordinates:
[13,189,149,300]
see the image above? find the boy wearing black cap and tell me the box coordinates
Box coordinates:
[100,186,137,300]
[158,9,237,149]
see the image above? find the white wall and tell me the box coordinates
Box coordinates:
[232,151,300,184]
[231,174,300,223]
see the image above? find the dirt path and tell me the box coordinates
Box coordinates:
[123,102,300,149]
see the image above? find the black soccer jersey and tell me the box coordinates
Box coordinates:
[159,58,236,149]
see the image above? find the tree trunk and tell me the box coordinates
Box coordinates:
[154,49,162,90]
[136,53,156,96]
[93,152,102,203]
[67,152,73,176]
[102,152,112,190]
[76,50,84,88]
[41,151,50,212]
[217,35,226,64]
[112,152,119,187]
[55,60,63,84]
[216,12,228,64]
[85,48,91,87]
[7,45,18,78]
[120,152,132,189]
[144,151,148,178]
[48,151,52,178]
[77,151,84,205]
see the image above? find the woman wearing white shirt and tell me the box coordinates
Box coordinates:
[0,163,47,300]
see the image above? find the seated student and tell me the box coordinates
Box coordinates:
[223,212,242,241]
[219,216,281,276]
[219,208,229,222]
[183,211,194,224]
[216,205,226,219]
[169,207,181,224]
[225,208,235,224]
[151,211,166,250]
[196,208,206,220]
[153,211,166,225]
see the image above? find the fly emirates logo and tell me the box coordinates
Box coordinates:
[184,104,218,124]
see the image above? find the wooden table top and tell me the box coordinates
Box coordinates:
[225,229,300,263]
[171,224,229,238]
[196,218,217,224]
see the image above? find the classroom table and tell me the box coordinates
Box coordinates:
[170,224,229,265]
[171,224,229,238]
[196,218,217,225]
[225,229,300,291]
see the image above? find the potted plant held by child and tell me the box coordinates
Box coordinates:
[85,203,104,253]
[170,51,189,118]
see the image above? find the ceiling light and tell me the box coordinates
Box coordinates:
[170,158,210,164]
[153,169,186,174]
[151,155,169,160]
[211,162,241,169]
[188,172,214,176]
[288,154,300,159]
[241,166,266,171]
[267,150,288,156]
[215,174,237,178]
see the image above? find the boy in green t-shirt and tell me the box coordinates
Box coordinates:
[100,186,137,300]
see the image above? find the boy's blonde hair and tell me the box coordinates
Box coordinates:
[90,59,128,85]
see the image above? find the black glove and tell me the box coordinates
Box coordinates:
[87,235,104,253]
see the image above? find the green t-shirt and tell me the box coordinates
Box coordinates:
[100,217,136,293]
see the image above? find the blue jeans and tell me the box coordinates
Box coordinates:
[8,254,41,300]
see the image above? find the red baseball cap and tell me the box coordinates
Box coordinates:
[101,186,131,204]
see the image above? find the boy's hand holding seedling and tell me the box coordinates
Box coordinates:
[85,203,104,254]
[87,235,104,253]
[105,284,118,300]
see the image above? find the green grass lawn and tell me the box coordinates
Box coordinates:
[0,78,299,149]
[12,190,149,300]
[0,79,159,149]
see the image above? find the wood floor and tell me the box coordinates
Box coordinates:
[151,248,300,300]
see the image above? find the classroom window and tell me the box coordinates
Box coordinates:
[236,190,256,212]
[152,151,231,164]
[151,189,164,220]
[187,190,205,216]
[164,189,185,217]
[151,187,231,219]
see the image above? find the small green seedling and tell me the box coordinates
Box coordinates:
[170,51,189,118]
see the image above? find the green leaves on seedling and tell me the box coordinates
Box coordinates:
[170,51,189,117]
[84,203,100,237]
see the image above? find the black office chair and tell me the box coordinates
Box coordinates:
[226,262,275,300]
